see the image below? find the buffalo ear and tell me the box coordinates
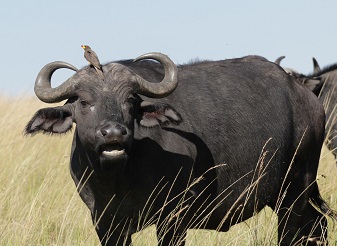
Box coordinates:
[25,107,73,135]
[137,101,182,127]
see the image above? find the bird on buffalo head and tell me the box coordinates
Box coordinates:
[81,45,104,80]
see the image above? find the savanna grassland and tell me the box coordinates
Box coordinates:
[0,96,336,245]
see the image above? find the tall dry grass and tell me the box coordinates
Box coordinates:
[0,96,336,245]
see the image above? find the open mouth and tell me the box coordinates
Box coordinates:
[100,144,126,158]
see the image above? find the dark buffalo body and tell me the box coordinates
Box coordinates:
[26,53,335,245]
[301,64,337,162]
[279,57,337,163]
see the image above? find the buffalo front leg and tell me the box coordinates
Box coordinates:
[93,214,133,246]
[156,218,187,246]
[95,223,132,246]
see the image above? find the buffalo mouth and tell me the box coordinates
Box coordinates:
[99,143,126,159]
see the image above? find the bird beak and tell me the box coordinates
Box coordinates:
[81,45,86,49]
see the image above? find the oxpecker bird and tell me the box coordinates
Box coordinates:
[81,45,104,80]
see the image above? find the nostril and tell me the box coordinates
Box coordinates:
[115,124,127,136]
[100,125,111,137]
[120,127,127,135]
[101,129,107,136]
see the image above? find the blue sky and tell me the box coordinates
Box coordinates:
[1,0,337,95]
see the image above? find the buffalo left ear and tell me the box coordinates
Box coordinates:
[137,101,182,127]
[25,106,73,135]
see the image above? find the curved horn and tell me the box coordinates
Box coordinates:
[275,56,285,65]
[34,61,79,103]
[312,57,321,74]
[132,52,178,98]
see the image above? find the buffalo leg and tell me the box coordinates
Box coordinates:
[297,203,327,245]
[277,207,302,245]
[275,171,311,244]
[156,220,187,246]
[276,179,327,245]
[95,225,132,246]
[93,217,133,246]
[278,204,328,246]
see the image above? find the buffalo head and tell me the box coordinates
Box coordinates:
[275,56,323,95]
[26,53,182,169]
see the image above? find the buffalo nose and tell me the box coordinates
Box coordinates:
[99,123,127,140]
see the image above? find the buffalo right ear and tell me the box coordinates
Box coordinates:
[25,107,73,135]
[137,101,182,128]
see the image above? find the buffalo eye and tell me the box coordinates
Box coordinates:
[126,96,136,106]
[127,97,136,105]
[80,100,89,107]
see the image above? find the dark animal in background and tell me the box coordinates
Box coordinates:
[276,56,337,163]
[275,56,319,79]
[275,56,322,94]
[26,52,336,245]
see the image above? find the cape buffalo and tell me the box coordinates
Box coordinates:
[275,56,322,94]
[276,56,337,163]
[26,52,336,245]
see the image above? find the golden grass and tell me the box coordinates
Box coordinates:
[0,96,336,245]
